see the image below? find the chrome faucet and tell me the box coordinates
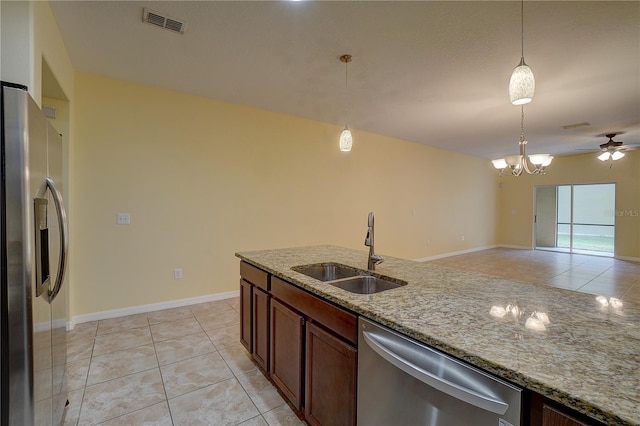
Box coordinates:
[364,211,384,270]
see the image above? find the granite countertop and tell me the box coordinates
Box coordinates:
[236,245,640,426]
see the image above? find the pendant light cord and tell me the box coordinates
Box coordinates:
[520,0,525,59]
[344,59,349,127]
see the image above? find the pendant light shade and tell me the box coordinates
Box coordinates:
[509,0,535,105]
[509,58,535,105]
[340,127,353,152]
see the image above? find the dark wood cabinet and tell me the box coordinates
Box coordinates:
[270,298,304,410]
[239,262,357,425]
[529,391,603,426]
[252,286,270,371]
[239,262,270,365]
[270,277,357,345]
[305,321,357,426]
[270,276,357,425]
[239,278,252,352]
[542,405,588,426]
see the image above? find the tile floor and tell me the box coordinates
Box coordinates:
[65,248,639,425]
[65,298,303,426]
[429,248,640,303]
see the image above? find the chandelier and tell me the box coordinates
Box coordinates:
[492,106,552,177]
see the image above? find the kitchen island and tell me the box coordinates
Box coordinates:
[236,245,639,426]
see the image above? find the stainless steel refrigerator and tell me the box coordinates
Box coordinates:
[1,81,69,425]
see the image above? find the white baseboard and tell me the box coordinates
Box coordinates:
[68,290,239,330]
[413,244,638,263]
[413,245,499,262]
[496,244,532,250]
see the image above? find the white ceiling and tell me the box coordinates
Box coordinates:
[49,1,640,160]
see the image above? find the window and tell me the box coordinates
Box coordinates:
[535,183,615,256]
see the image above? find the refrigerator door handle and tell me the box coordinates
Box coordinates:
[37,177,69,302]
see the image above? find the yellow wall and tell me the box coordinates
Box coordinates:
[496,151,640,258]
[71,72,499,317]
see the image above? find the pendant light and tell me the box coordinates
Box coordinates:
[339,54,353,152]
[509,0,535,105]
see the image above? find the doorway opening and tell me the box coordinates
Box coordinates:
[534,183,615,256]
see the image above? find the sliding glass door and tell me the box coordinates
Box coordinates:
[535,183,615,255]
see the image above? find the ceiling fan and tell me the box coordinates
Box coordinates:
[578,133,638,166]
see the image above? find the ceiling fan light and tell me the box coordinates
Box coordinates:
[509,60,535,105]
[597,152,610,161]
[492,159,508,169]
[339,127,352,152]
[611,151,625,161]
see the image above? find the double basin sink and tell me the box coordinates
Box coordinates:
[291,263,407,294]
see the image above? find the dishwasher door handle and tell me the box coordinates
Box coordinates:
[362,330,509,415]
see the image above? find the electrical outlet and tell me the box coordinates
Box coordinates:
[461,235,465,241]
[116,213,130,225]
[174,268,182,280]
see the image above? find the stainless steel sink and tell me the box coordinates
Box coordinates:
[292,263,360,282]
[328,275,406,294]
[292,263,407,294]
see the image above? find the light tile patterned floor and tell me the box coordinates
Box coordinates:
[65,298,303,426]
[429,248,640,303]
[65,248,640,425]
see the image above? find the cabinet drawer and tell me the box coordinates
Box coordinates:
[542,404,588,426]
[271,277,357,345]
[240,261,270,290]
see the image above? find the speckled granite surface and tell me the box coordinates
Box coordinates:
[236,245,640,426]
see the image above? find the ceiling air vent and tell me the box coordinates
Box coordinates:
[142,8,187,34]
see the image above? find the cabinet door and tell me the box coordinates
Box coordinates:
[240,279,253,352]
[305,321,357,426]
[270,299,304,410]
[252,287,270,371]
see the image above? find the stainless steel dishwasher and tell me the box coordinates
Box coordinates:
[358,317,522,426]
